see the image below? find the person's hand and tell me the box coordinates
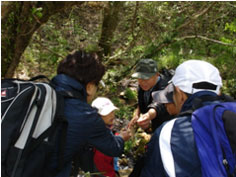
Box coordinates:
[120,128,132,141]
[128,115,139,129]
[137,113,151,130]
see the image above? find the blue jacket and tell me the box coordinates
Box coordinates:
[140,91,220,177]
[47,74,124,177]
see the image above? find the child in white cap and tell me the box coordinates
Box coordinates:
[92,97,121,177]
[92,97,118,129]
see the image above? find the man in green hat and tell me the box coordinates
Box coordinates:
[129,59,172,132]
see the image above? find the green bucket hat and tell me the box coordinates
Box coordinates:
[132,59,158,79]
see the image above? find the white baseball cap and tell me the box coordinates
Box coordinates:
[92,97,118,116]
[172,60,222,94]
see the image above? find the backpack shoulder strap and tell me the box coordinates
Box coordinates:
[29,75,50,82]
[178,95,222,117]
[218,94,236,102]
[222,110,236,154]
[55,92,68,171]
[57,90,84,100]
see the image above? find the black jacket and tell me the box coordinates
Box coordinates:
[138,74,172,131]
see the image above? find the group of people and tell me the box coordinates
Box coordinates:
[46,50,235,177]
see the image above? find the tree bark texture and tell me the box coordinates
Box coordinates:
[98,2,124,57]
[1,1,82,78]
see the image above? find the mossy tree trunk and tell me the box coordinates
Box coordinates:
[99,2,124,57]
[1,1,83,78]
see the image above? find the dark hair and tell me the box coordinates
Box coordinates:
[57,50,105,85]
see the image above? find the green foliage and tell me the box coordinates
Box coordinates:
[132,45,146,54]
[225,19,236,33]
[32,7,43,18]
[8,2,236,169]
[124,128,151,159]
[16,5,102,78]
[116,106,134,120]
[174,15,185,28]
[157,53,181,69]
[12,1,236,99]
[124,138,133,152]
[222,78,236,97]
[123,88,137,100]
[111,97,135,120]
[97,66,137,121]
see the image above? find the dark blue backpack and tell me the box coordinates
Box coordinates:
[192,102,236,177]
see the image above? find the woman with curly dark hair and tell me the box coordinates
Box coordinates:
[47,50,131,177]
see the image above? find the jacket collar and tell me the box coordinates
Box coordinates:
[52,74,87,101]
[181,91,218,113]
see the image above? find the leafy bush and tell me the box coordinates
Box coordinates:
[123,88,137,101]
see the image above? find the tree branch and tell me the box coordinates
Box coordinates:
[146,2,218,58]
[226,2,236,8]
[176,2,216,31]
[178,35,236,47]
[43,46,65,59]
[35,35,65,59]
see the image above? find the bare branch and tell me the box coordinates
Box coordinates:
[36,36,65,59]
[178,35,236,47]
[42,46,65,59]
[226,2,236,8]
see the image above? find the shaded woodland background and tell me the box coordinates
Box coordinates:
[2,1,236,94]
[1,2,236,169]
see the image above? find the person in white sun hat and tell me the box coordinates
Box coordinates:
[92,97,119,127]
[139,60,236,177]
[92,97,124,177]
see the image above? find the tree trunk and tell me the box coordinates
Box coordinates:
[1,1,83,78]
[99,2,124,57]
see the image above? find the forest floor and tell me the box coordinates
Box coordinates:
[119,168,133,177]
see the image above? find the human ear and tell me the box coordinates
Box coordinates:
[175,87,187,101]
[86,82,94,96]
[173,86,187,112]
[86,82,98,103]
